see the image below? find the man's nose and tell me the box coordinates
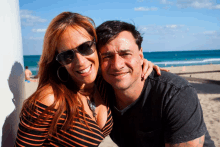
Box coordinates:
[110,54,124,70]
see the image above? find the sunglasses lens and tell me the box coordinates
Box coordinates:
[78,41,95,55]
[57,50,74,65]
[56,41,95,65]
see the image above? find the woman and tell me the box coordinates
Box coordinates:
[15,12,163,147]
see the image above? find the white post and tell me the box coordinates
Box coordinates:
[0,0,25,146]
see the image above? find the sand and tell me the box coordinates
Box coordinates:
[24,64,220,147]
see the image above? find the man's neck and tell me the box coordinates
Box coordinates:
[114,79,145,110]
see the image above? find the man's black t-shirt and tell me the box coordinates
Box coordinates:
[106,70,215,147]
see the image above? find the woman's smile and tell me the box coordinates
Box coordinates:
[77,64,92,74]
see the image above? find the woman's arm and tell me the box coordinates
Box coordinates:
[15,91,55,147]
[141,59,169,80]
[15,103,50,146]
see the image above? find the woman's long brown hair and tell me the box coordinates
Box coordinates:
[21,12,97,136]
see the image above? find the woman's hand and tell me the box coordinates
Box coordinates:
[142,59,169,80]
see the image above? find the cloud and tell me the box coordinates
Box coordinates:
[139,24,185,36]
[177,0,220,9]
[166,25,178,29]
[212,4,220,9]
[140,24,220,51]
[32,29,46,33]
[134,7,158,11]
[203,31,216,35]
[191,1,212,8]
[166,24,185,28]
[193,30,220,39]
[202,31,220,38]
[163,6,171,9]
[29,37,44,40]
[160,0,173,5]
[20,10,47,26]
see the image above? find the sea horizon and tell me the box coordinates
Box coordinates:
[24,49,220,75]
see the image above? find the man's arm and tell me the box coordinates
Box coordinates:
[165,133,205,147]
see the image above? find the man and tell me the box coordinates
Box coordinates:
[25,66,37,82]
[96,21,215,147]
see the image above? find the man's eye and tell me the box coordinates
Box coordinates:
[120,53,131,57]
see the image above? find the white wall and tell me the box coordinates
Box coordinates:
[0,0,25,146]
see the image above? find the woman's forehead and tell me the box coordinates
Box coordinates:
[62,26,92,40]
[57,26,92,51]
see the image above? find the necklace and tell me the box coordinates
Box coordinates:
[78,85,97,121]
[87,96,97,121]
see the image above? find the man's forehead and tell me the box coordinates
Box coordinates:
[99,31,138,53]
[100,40,134,53]
[100,44,130,54]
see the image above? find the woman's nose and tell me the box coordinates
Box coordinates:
[73,52,87,66]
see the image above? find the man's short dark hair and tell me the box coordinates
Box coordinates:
[96,20,143,51]
[25,66,28,69]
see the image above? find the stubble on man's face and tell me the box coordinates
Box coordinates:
[99,31,144,91]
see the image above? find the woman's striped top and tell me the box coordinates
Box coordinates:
[15,101,113,147]
[15,76,113,147]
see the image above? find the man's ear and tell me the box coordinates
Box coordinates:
[139,47,144,65]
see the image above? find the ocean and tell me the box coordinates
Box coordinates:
[24,49,220,76]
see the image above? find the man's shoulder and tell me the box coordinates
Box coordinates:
[147,70,190,89]
[143,70,195,103]
[25,69,31,73]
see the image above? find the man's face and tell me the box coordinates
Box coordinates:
[99,31,144,91]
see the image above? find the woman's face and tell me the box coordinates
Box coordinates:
[57,26,99,88]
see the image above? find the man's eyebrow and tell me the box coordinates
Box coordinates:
[100,49,131,56]
[118,49,131,53]
[100,52,113,56]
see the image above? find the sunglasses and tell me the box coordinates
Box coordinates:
[56,39,96,65]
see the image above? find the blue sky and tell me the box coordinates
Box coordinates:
[19,0,220,55]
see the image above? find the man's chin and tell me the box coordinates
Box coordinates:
[111,83,129,91]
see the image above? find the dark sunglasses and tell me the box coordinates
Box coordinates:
[56,39,96,65]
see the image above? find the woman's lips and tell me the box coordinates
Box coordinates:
[77,65,92,74]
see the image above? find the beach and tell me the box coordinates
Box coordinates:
[24,64,220,147]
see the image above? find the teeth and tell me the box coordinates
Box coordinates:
[78,65,91,74]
